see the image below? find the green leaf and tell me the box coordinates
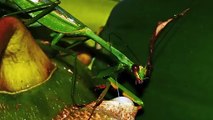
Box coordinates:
[60,0,119,31]
[100,0,213,120]
[0,53,97,119]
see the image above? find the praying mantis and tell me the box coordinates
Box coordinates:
[0,0,189,110]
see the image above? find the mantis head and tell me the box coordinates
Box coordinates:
[131,64,147,84]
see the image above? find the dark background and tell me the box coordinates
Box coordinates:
[101,0,213,119]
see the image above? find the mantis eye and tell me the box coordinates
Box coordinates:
[131,64,139,72]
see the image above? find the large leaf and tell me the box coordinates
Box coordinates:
[100,0,213,120]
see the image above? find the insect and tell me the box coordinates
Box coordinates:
[0,0,189,110]
[1,0,145,106]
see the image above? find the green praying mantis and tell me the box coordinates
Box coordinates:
[0,0,189,108]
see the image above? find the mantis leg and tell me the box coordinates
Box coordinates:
[94,77,144,107]
[89,76,143,119]
[108,77,144,106]
[94,82,111,106]
[89,82,110,119]
[4,1,60,26]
